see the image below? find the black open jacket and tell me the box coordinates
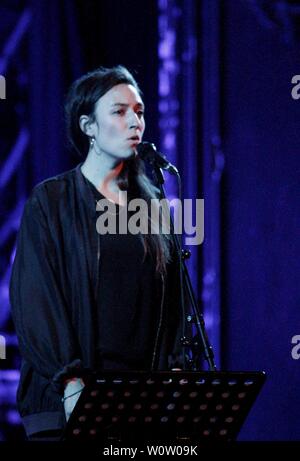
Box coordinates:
[9,164,182,436]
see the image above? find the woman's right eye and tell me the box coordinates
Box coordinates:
[113,109,125,115]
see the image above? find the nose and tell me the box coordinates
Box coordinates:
[128,111,143,129]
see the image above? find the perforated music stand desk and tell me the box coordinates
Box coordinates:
[64,370,265,442]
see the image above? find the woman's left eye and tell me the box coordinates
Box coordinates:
[137,111,144,117]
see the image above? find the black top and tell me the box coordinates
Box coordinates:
[83,177,162,370]
[9,164,181,436]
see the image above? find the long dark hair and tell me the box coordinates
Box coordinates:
[65,65,172,274]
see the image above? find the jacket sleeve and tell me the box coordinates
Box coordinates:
[9,190,83,392]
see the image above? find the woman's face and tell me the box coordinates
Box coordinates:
[91,83,145,159]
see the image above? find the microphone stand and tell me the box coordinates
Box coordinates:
[151,163,216,372]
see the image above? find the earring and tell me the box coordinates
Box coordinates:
[90,137,101,156]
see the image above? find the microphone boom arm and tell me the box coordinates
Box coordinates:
[148,157,216,372]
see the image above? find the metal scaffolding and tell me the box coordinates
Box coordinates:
[0,3,31,441]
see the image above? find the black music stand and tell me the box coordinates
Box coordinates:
[63,370,265,442]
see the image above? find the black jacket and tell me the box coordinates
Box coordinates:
[9,164,181,436]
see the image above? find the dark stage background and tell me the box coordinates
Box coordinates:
[0,0,299,441]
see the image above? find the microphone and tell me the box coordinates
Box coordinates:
[137,142,178,175]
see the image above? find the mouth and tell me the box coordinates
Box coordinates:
[127,136,140,141]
